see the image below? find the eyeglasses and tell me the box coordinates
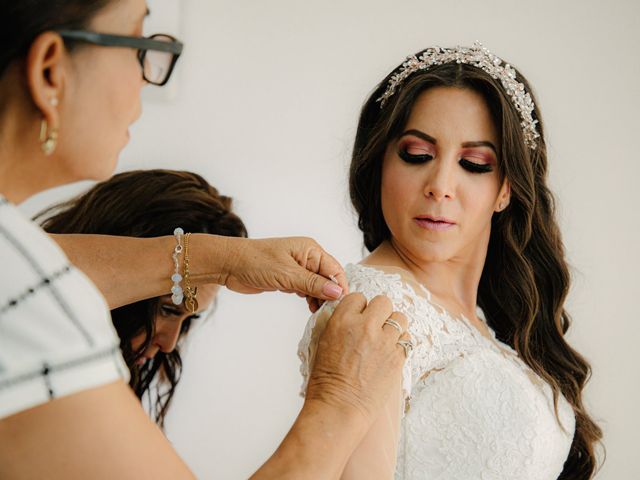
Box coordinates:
[57,30,183,86]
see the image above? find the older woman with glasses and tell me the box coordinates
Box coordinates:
[57,29,183,86]
[0,1,409,479]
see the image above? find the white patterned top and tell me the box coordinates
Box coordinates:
[0,195,129,419]
[298,263,575,480]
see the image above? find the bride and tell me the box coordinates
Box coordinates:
[298,43,602,479]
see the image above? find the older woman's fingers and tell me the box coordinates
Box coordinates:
[306,295,321,313]
[222,236,347,301]
[307,291,407,421]
[314,249,349,296]
[381,318,404,336]
[362,295,394,327]
[330,292,368,317]
[385,311,408,334]
[303,247,322,275]
[305,295,324,313]
[284,237,348,300]
[395,329,414,360]
[296,271,344,302]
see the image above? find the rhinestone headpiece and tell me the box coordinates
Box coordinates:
[377,42,540,149]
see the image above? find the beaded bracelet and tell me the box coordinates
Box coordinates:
[171,227,184,305]
[183,232,198,314]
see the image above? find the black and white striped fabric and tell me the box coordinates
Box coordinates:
[0,195,129,419]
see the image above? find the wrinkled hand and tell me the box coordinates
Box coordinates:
[221,236,349,302]
[305,293,409,423]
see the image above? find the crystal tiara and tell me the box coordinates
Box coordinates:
[377,42,540,150]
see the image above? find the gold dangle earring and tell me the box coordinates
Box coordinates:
[39,97,59,156]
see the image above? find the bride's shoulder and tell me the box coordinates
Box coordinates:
[345,263,431,305]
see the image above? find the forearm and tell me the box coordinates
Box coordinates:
[341,383,403,479]
[252,399,370,480]
[0,381,195,479]
[51,233,230,309]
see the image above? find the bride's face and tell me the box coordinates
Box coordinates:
[380,86,510,264]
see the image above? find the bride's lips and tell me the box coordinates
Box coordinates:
[414,215,456,232]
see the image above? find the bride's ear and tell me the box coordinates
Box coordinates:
[495,179,511,212]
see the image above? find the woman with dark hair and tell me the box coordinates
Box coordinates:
[38,169,248,428]
[299,43,603,479]
[0,1,410,478]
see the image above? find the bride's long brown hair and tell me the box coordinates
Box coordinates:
[349,55,602,478]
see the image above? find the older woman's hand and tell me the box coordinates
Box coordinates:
[250,293,408,479]
[306,293,409,422]
[218,236,349,302]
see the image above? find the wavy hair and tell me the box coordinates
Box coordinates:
[349,54,602,478]
[38,169,247,428]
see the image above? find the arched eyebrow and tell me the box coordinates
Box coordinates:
[400,129,497,155]
[399,129,437,144]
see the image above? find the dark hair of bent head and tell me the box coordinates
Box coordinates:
[38,169,248,428]
[0,0,112,77]
[349,57,603,478]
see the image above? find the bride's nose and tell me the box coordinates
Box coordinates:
[423,158,455,202]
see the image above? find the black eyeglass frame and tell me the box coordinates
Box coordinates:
[57,30,183,86]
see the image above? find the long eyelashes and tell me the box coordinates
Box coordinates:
[459,158,493,173]
[160,305,182,317]
[160,304,200,320]
[398,147,494,174]
[398,148,433,164]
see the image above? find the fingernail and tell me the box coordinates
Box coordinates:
[322,282,343,299]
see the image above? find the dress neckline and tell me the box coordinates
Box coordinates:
[346,262,519,358]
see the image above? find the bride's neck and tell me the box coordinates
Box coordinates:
[363,239,486,317]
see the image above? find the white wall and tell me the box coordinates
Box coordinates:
[21,0,639,478]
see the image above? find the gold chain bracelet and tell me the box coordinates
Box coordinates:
[183,233,198,314]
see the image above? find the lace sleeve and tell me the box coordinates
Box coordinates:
[343,264,479,410]
[298,263,465,412]
[297,300,337,397]
[298,264,446,409]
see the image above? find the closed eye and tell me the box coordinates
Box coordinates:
[160,304,183,317]
[399,147,434,164]
[161,304,203,321]
[459,158,493,174]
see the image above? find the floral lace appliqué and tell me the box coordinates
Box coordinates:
[297,264,575,480]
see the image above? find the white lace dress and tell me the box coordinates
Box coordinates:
[298,264,575,480]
